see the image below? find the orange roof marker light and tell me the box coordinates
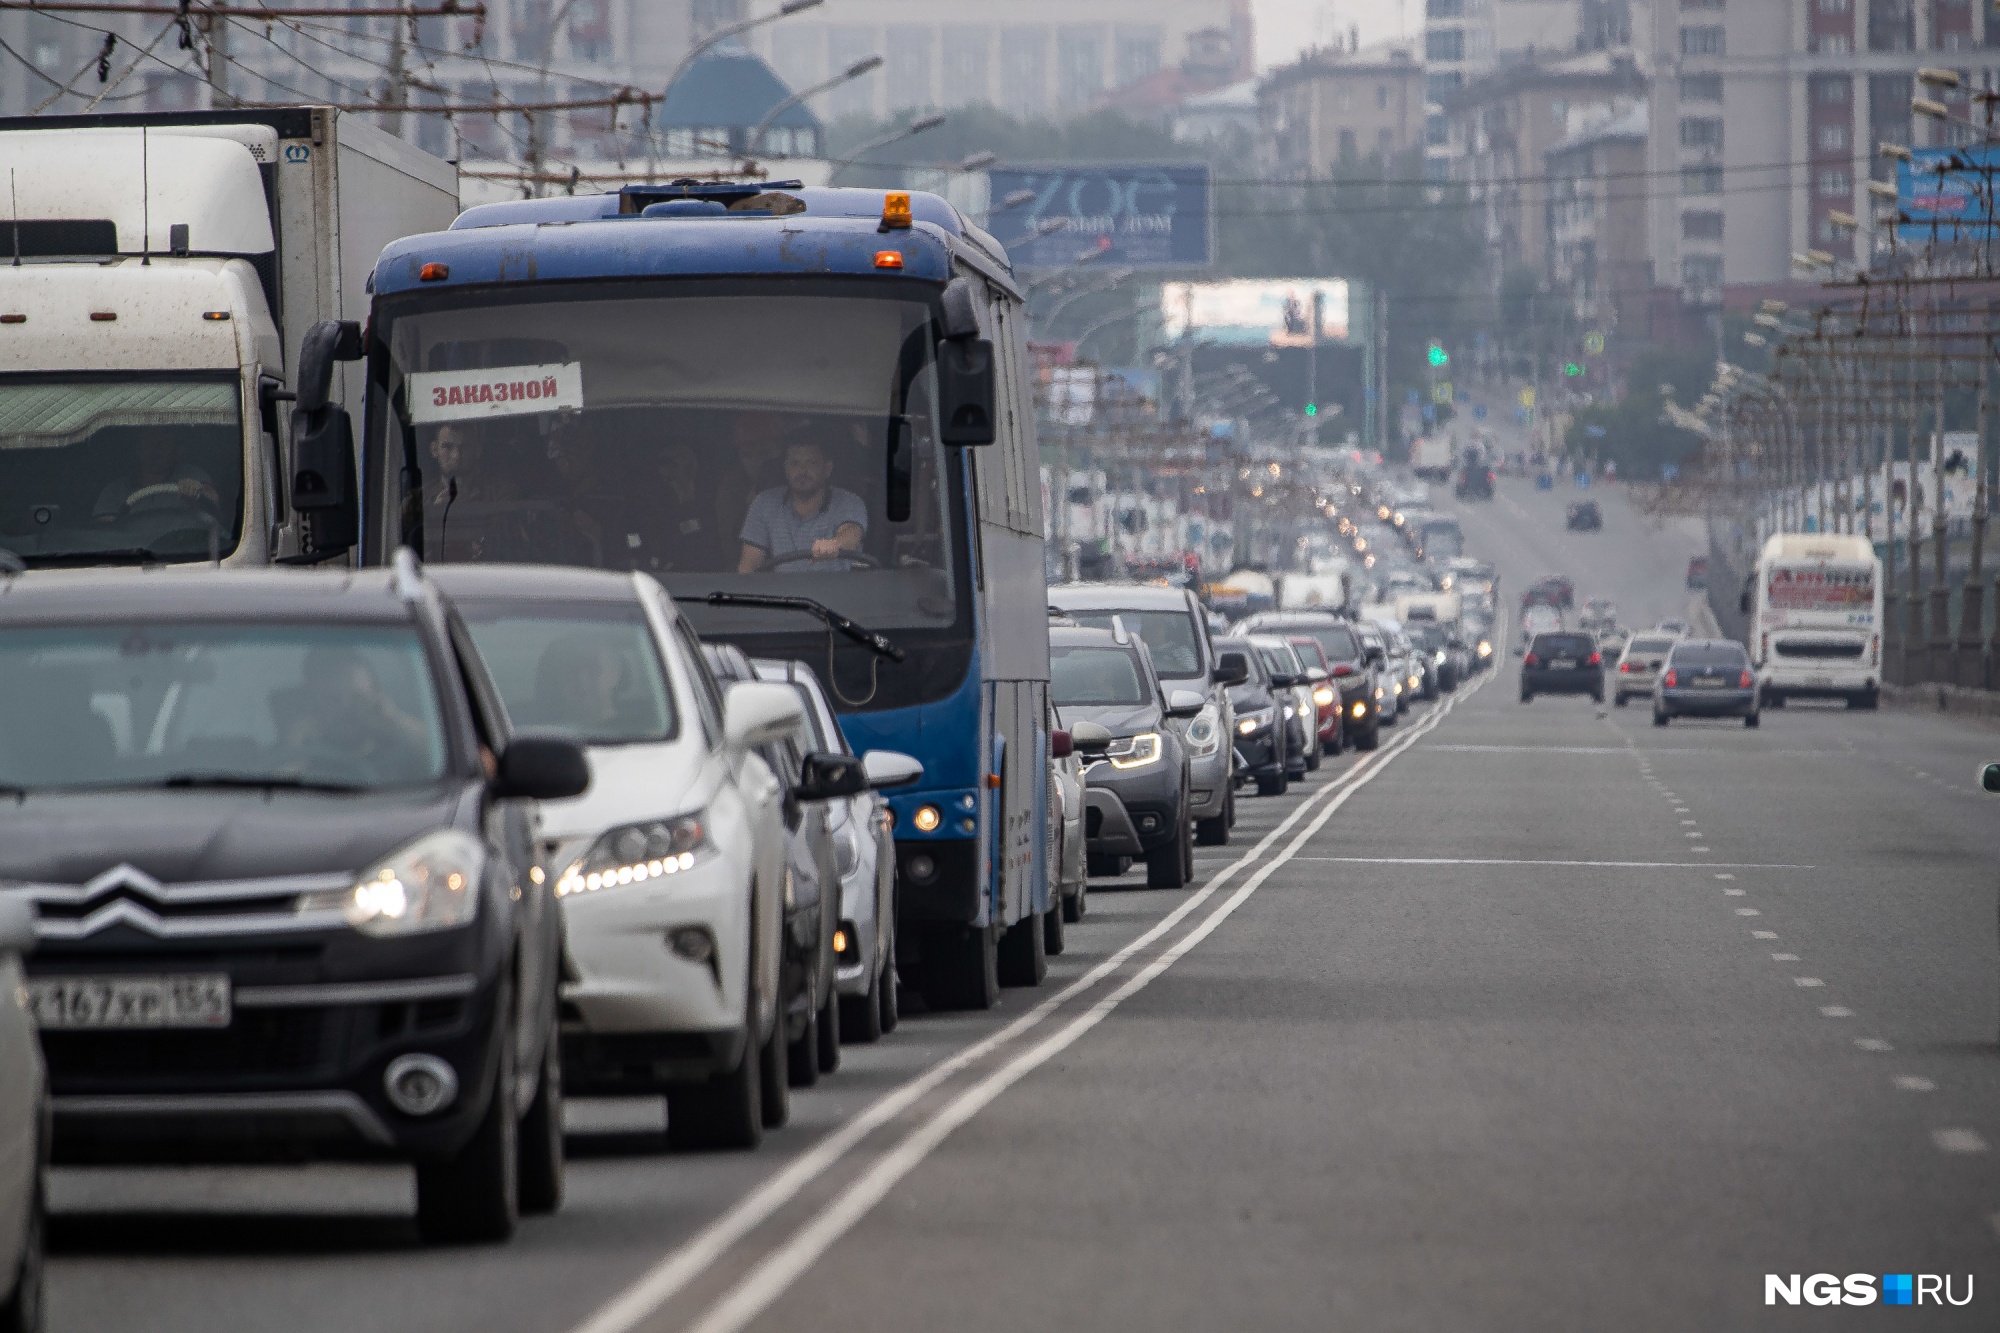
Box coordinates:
[881,190,913,229]
[420,262,450,282]
[874,250,905,270]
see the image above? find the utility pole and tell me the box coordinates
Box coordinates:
[382,12,409,140]
[203,1,229,108]
[1306,288,1322,449]
[1375,285,1388,455]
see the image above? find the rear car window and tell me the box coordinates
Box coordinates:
[1671,645,1749,669]
[1533,635,1595,658]
[1629,638,1675,654]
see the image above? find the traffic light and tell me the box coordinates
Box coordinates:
[1304,403,1319,416]
[1563,361,1583,377]
[1427,342,1449,368]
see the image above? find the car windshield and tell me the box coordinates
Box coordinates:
[1064,608,1201,678]
[457,601,678,745]
[373,278,960,636]
[0,622,446,791]
[1050,646,1149,706]
[0,374,245,565]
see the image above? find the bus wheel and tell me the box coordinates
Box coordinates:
[921,922,999,1011]
[998,909,1047,987]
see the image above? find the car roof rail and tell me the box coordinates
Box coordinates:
[391,546,426,604]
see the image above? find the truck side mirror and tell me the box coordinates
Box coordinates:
[290,319,364,557]
[936,278,995,446]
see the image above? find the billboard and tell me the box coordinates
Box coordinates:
[1159,279,1351,346]
[1897,145,2000,242]
[986,164,1212,270]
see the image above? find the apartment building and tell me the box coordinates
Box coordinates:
[1546,104,1651,334]
[749,0,1252,124]
[1644,0,1999,309]
[1259,43,1427,180]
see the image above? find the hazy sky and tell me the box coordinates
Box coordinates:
[1254,0,1414,71]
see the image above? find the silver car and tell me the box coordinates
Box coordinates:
[0,899,43,1333]
[1613,633,1680,707]
[752,659,922,1044]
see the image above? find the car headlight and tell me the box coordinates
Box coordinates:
[1106,731,1164,770]
[1185,704,1222,758]
[1313,686,1335,706]
[833,816,862,878]
[1434,650,1447,664]
[299,829,484,936]
[1236,707,1273,735]
[1478,641,1493,657]
[554,813,712,898]
[1350,699,1366,717]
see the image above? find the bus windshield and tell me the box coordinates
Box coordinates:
[371,278,960,636]
[0,373,244,566]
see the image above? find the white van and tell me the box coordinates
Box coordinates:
[1748,533,1882,709]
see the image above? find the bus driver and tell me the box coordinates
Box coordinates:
[737,439,866,572]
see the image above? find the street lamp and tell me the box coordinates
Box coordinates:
[958,150,997,171]
[826,112,947,183]
[746,54,882,157]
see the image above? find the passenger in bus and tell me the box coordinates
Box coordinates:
[738,439,866,572]
[713,411,790,552]
[648,441,721,570]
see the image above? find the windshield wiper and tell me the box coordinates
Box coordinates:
[0,547,22,575]
[159,773,366,793]
[680,592,906,662]
[22,547,173,568]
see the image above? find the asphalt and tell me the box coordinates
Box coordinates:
[44,475,2000,1331]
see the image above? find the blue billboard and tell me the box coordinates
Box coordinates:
[986,163,1212,271]
[1897,145,2000,242]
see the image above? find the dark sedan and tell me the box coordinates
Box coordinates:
[1214,635,1293,794]
[1237,612,1380,751]
[1521,632,1604,704]
[1654,639,1760,727]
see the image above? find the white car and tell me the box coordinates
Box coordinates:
[751,659,922,1043]
[0,897,43,1333]
[437,566,805,1150]
[1613,633,1681,706]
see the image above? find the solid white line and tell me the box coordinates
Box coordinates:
[1290,857,1813,869]
[673,669,1486,1333]
[566,694,1465,1333]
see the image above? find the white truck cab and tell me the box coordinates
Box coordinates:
[1748,532,1882,709]
[0,110,457,571]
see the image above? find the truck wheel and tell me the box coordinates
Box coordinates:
[1042,896,1067,956]
[921,922,999,1011]
[998,907,1048,986]
[516,1007,565,1216]
[815,988,840,1073]
[416,984,520,1243]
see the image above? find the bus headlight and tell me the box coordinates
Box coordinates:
[1107,731,1163,770]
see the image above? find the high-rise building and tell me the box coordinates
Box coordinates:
[1259,41,1427,181]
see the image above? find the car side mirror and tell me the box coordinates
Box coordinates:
[493,734,591,801]
[1304,667,1328,683]
[1268,672,1298,688]
[723,681,807,750]
[0,897,35,955]
[1165,689,1205,719]
[861,749,924,789]
[1213,653,1250,686]
[796,751,869,802]
[1982,763,2000,793]
[1070,720,1113,754]
[1049,729,1073,759]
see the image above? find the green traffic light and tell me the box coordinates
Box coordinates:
[1427,345,1449,368]
[1304,403,1318,416]
[1563,362,1582,377]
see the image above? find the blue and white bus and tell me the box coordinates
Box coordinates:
[319,181,1051,1010]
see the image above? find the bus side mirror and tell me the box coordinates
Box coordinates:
[290,320,364,556]
[937,336,996,446]
[1982,763,2000,793]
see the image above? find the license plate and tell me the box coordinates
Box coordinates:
[30,974,231,1030]
[1805,675,1833,686]
[1692,677,1727,689]
[1551,658,1576,669]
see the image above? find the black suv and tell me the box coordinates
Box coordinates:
[1521,631,1605,704]
[1239,611,1381,751]
[1566,501,1603,532]
[0,559,589,1243]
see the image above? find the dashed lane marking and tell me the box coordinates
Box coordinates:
[1856,1039,1894,1051]
[1821,1006,1855,1018]
[1895,1077,1938,1092]
[1934,1129,1989,1153]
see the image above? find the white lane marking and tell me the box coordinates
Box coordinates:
[1856,1038,1893,1051]
[1935,1128,1989,1153]
[1895,1076,1937,1092]
[1725,889,1745,896]
[1794,977,1825,987]
[1715,873,1735,880]
[1291,858,1813,869]
[1821,1006,1855,1018]
[1771,953,1798,961]
[1680,819,1698,825]
[1684,832,1702,838]
[1753,930,1778,939]
[669,668,1484,1333]
[1692,847,1711,853]
[569,689,1477,1333]
[1736,909,1761,917]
